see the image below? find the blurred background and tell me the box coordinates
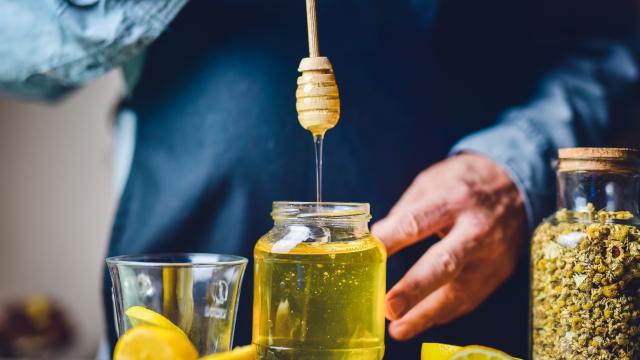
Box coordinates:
[0,71,124,358]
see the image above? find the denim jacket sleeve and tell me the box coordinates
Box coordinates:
[0,0,188,100]
[451,40,639,230]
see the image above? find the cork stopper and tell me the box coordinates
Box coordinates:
[558,147,640,172]
[296,57,340,136]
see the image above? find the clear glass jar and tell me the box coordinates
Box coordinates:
[252,202,386,360]
[530,148,640,359]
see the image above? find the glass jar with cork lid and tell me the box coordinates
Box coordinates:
[530,148,640,359]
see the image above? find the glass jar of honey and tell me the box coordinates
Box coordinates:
[252,202,386,359]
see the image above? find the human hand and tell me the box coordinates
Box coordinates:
[371,153,527,340]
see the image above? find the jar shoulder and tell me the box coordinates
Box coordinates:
[255,226,386,260]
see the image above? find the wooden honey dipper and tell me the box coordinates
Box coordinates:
[296,0,340,136]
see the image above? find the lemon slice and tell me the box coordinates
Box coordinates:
[125,306,187,337]
[449,345,514,360]
[113,325,198,360]
[198,345,256,360]
[421,342,462,360]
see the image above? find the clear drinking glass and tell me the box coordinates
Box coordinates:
[106,253,248,355]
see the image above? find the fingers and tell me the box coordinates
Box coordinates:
[384,224,472,320]
[372,197,453,255]
[388,284,474,341]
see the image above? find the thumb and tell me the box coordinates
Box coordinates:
[372,201,452,255]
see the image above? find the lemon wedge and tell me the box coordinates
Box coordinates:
[449,345,514,360]
[421,342,462,360]
[198,345,256,360]
[125,305,187,337]
[113,325,198,360]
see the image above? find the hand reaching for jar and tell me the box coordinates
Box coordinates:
[371,153,528,340]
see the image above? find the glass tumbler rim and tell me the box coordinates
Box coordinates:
[106,252,248,267]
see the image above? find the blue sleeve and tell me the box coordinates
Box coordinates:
[451,41,640,230]
[0,0,189,100]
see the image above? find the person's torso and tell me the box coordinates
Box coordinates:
[106,0,542,356]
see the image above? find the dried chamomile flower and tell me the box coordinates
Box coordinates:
[532,204,640,359]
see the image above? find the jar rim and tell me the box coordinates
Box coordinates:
[271,201,371,221]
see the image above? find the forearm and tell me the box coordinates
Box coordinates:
[0,0,189,100]
[452,40,640,228]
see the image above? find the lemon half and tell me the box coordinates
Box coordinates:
[113,325,198,360]
[421,342,462,360]
[450,345,514,360]
[125,305,187,338]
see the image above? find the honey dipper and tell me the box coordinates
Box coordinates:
[296,0,340,136]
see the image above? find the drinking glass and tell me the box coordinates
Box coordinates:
[106,253,247,355]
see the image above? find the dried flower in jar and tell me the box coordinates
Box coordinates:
[531,205,640,360]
